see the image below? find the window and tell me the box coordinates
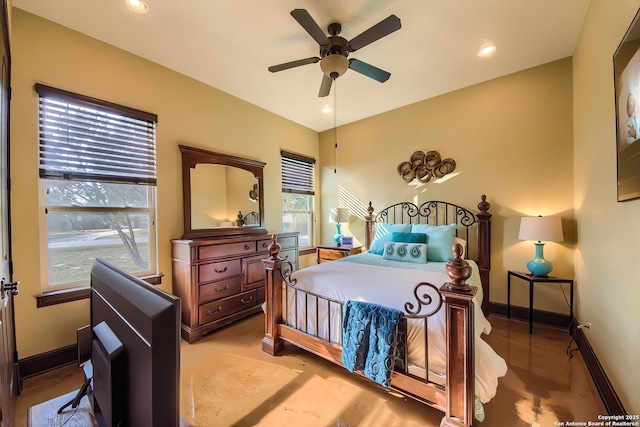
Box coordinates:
[36,84,158,291]
[281,150,315,248]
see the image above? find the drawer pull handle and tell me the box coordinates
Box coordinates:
[207,307,222,315]
[215,285,228,293]
[214,266,227,273]
[262,242,268,248]
[244,244,251,250]
[241,296,253,305]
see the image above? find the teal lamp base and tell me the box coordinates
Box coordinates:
[332,223,342,245]
[526,242,553,277]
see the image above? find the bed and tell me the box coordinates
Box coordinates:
[262,196,506,427]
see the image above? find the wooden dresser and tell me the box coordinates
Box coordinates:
[172,232,298,343]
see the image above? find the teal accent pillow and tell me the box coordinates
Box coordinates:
[382,241,427,264]
[369,223,411,255]
[411,223,457,261]
[391,232,427,243]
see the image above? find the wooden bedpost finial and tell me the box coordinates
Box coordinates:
[268,234,281,259]
[478,195,490,215]
[365,201,374,220]
[444,243,472,291]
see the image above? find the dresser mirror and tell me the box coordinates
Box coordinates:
[180,145,267,239]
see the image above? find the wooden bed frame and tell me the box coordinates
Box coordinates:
[262,196,492,427]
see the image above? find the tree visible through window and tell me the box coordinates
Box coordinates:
[36,84,158,291]
[281,151,315,248]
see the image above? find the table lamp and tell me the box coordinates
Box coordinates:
[329,207,349,245]
[518,215,564,277]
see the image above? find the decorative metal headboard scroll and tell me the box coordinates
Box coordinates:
[374,201,477,227]
[403,282,443,318]
[280,260,295,285]
[374,200,479,258]
[397,150,456,184]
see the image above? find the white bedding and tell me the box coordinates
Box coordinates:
[285,253,507,404]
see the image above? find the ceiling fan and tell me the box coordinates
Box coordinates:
[268,9,401,97]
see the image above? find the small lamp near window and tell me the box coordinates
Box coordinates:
[518,215,564,277]
[329,208,349,246]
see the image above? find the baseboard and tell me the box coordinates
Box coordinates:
[18,344,77,379]
[489,302,572,329]
[573,325,627,415]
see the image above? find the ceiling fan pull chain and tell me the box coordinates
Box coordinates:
[334,78,338,174]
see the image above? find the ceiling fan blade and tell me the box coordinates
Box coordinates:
[347,15,401,52]
[348,59,391,83]
[291,9,330,46]
[318,74,332,97]
[268,57,320,73]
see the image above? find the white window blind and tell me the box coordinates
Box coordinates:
[36,83,158,185]
[281,150,315,195]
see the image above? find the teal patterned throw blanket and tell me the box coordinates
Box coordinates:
[341,300,403,387]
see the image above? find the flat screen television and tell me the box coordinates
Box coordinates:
[90,258,181,426]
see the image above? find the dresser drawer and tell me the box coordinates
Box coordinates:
[258,236,297,251]
[318,248,346,261]
[199,291,258,324]
[257,239,272,252]
[280,248,297,270]
[198,259,241,283]
[199,277,242,304]
[198,241,256,259]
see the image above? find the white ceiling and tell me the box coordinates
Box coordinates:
[12,0,591,132]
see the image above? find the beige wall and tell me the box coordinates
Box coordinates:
[573,0,640,414]
[319,58,575,315]
[10,9,318,358]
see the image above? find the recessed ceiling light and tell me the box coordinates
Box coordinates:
[322,106,332,114]
[126,0,149,14]
[477,44,497,58]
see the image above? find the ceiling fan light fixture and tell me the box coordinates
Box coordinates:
[321,55,349,79]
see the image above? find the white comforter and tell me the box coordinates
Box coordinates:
[286,253,507,404]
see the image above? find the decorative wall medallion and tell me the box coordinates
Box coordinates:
[397,150,456,183]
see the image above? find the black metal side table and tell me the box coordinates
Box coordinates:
[507,270,574,334]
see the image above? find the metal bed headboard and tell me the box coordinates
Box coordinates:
[373,200,479,258]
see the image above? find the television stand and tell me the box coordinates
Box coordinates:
[28,388,97,427]
[57,373,92,414]
[27,361,96,426]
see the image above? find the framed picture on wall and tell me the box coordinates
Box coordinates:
[613,8,640,202]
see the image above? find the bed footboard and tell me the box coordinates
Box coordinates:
[262,236,477,427]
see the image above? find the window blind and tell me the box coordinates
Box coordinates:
[281,150,315,195]
[36,84,158,186]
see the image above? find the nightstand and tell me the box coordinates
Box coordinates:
[316,243,362,264]
[507,270,574,334]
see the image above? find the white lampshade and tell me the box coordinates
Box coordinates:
[518,216,564,242]
[329,207,349,223]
